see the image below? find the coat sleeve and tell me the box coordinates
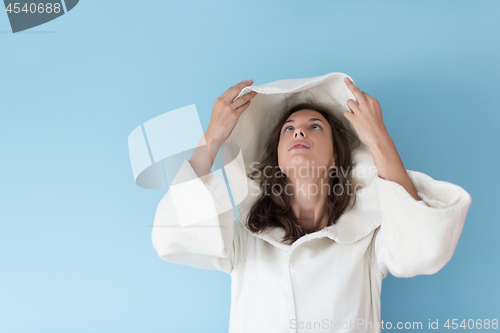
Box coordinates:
[151,159,250,275]
[372,169,472,278]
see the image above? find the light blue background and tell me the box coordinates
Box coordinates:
[1,1,499,332]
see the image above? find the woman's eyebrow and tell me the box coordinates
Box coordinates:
[283,118,326,126]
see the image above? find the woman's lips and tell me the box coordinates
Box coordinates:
[290,145,309,150]
[289,140,310,150]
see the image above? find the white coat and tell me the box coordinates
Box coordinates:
[151,73,472,333]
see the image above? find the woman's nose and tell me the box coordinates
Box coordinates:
[294,128,305,137]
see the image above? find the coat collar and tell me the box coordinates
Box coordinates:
[254,213,382,251]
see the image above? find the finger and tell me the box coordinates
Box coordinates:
[346,99,360,114]
[361,91,375,101]
[344,77,368,105]
[361,91,381,109]
[343,109,354,122]
[219,79,247,99]
[234,99,252,116]
[231,91,257,111]
[228,80,254,103]
[219,79,253,101]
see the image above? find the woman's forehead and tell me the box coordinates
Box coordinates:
[285,109,328,123]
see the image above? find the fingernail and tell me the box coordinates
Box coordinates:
[344,77,350,83]
[243,79,249,82]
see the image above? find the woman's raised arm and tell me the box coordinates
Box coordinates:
[151,80,258,274]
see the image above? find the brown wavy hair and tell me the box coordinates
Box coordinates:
[246,100,361,245]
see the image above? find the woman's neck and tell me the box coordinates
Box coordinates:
[287,175,331,232]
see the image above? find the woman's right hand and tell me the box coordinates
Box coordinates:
[205,79,258,143]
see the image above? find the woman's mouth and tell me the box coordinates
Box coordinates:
[290,145,309,150]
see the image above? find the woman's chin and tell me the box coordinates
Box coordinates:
[283,159,317,171]
[283,158,331,171]
[288,155,316,163]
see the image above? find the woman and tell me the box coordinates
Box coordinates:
[152,73,472,333]
[245,100,361,244]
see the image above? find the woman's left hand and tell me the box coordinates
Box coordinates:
[343,77,390,147]
[343,77,423,203]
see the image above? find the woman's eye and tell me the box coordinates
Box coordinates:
[283,124,322,132]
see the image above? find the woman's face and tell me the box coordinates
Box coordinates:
[277,109,336,178]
